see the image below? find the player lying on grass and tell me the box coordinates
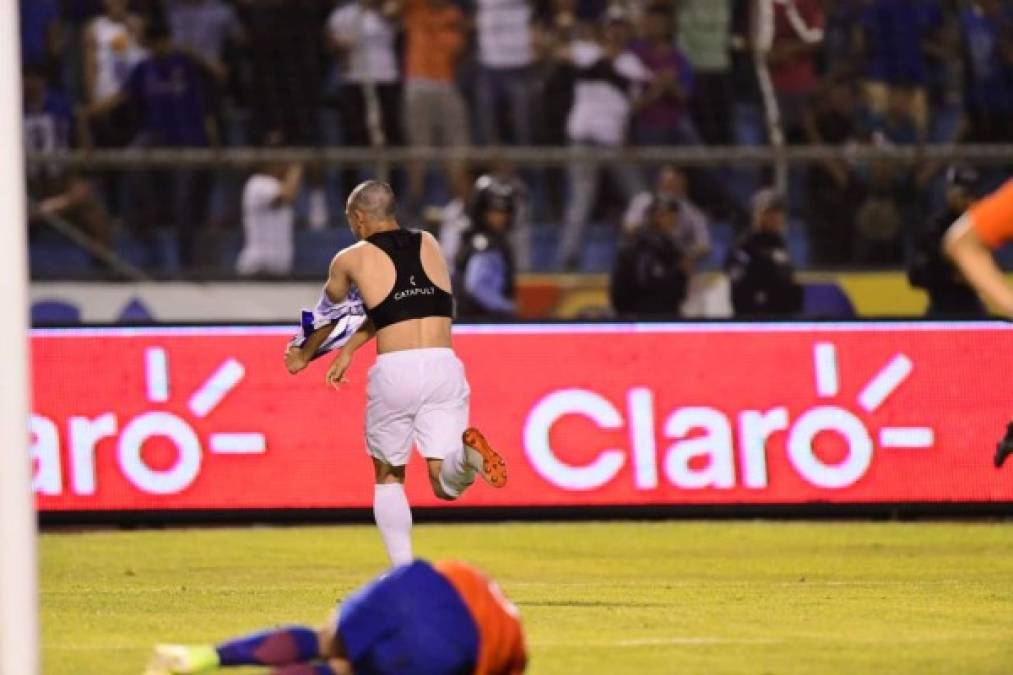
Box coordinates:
[282,180,508,567]
[146,559,526,675]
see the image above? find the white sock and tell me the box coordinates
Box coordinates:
[438,446,479,499]
[373,483,413,566]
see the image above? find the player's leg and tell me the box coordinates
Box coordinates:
[372,458,413,566]
[415,352,507,500]
[995,421,1013,468]
[366,357,418,566]
[146,608,354,674]
[146,625,328,674]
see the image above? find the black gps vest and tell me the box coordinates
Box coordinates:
[364,229,454,330]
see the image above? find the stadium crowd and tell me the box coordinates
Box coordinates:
[20,0,1013,316]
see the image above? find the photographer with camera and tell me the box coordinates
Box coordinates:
[908,166,985,317]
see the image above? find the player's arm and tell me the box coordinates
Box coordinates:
[322,246,379,387]
[324,248,356,303]
[325,319,377,390]
[944,215,1013,318]
[284,322,337,374]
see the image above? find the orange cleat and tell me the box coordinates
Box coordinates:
[463,427,508,488]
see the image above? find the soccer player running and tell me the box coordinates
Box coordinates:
[284,180,507,565]
[146,558,527,674]
[943,178,1013,467]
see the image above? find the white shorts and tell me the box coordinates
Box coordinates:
[365,348,470,466]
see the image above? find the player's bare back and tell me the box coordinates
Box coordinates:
[332,231,453,354]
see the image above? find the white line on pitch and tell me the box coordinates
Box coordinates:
[533,637,781,647]
[188,359,245,418]
[858,354,912,412]
[144,347,168,403]
[880,427,934,448]
[209,433,266,454]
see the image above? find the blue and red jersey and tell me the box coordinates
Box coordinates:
[337,559,526,675]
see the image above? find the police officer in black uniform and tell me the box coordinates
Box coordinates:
[725,189,804,318]
[453,176,518,319]
[610,195,688,317]
[908,166,986,317]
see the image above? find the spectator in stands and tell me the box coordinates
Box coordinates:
[610,195,688,318]
[474,0,537,145]
[437,162,532,267]
[20,0,64,86]
[242,0,329,229]
[623,165,711,273]
[23,67,110,253]
[236,141,303,278]
[820,0,863,76]
[327,0,403,193]
[858,0,945,143]
[453,175,520,318]
[725,188,803,318]
[923,4,966,144]
[752,0,825,142]
[529,0,583,219]
[83,0,146,147]
[86,18,214,270]
[855,86,918,265]
[401,0,470,208]
[960,0,1013,143]
[678,0,733,145]
[557,6,651,270]
[631,3,697,146]
[802,75,863,265]
[166,0,244,85]
[908,165,985,317]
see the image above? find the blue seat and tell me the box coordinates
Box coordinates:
[31,300,81,325]
[802,282,856,319]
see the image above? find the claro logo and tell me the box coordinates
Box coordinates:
[31,348,266,496]
[523,343,933,491]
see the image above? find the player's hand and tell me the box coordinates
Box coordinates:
[284,345,309,374]
[326,351,353,390]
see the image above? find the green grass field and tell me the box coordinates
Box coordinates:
[41,521,1013,674]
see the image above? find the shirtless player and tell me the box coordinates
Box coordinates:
[284,181,507,565]
[943,178,1013,467]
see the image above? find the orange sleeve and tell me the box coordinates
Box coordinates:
[434,560,527,675]
[968,179,1013,249]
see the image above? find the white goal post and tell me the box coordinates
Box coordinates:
[0,0,39,672]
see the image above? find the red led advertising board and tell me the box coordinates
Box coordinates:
[30,323,1013,513]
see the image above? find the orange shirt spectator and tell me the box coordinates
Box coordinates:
[403,0,466,83]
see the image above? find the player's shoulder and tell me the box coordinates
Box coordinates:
[330,240,371,268]
[418,229,441,246]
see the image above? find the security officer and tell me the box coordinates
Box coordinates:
[725,189,803,317]
[908,166,986,317]
[453,175,518,318]
[610,195,688,317]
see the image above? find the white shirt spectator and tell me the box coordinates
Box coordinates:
[87,15,146,102]
[436,197,469,265]
[566,41,651,147]
[327,2,399,84]
[476,0,534,69]
[236,174,295,276]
